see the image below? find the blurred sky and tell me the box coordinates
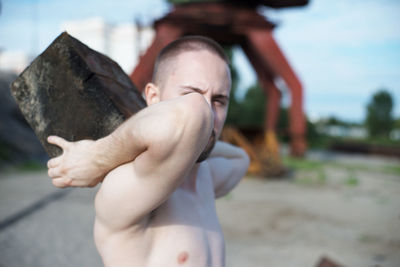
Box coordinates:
[1,0,399,122]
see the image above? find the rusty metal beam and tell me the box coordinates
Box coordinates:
[130,3,307,157]
[245,29,306,156]
[241,41,281,132]
[130,23,182,91]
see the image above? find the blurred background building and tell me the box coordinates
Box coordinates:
[0,17,155,75]
[61,17,154,74]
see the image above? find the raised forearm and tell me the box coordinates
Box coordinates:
[209,141,247,160]
[47,93,213,188]
[208,141,249,198]
[93,115,148,175]
[87,93,212,175]
[46,113,149,187]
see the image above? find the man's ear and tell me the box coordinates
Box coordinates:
[144,83,161,106]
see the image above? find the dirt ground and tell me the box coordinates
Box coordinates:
[218,152,400,267]
[1,151,399,267]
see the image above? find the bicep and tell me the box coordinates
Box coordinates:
[94,162,162,231]
[95,145,193,231]
[95,96,214,230]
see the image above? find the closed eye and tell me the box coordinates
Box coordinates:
[213,96,229,106]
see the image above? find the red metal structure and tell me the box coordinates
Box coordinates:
[130,1,308,159]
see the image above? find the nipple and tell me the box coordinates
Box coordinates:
[177,251,189,264]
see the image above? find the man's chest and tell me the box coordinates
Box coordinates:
[151,184,222,231]
[146,175,225,266]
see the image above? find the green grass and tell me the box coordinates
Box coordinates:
[294,175,326,185]
[294,177,313,185]
[345,175,359,186]
[283,156,325,171]
[0,142,46,173]
[14,160,46,172]
[284,156,330,185]
[358,234,376,243]
[376,196,390,204]
[223,192,233,200]
[284,155,400,177]
[0,141,13,161]
[317,169,327,183]
[283,155,399,187]
[381,165,400,176]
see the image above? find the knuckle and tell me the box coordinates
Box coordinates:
[52,180,61,188]
[65,178,73,187]
[59,166,67,175]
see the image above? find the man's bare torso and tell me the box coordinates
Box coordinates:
[94,161,225,267]
[46,48,249,266]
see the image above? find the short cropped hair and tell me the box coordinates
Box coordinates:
[152,35,230,87]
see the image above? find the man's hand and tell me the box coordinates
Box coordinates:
[47,136,108,188]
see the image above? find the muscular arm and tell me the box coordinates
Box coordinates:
[49,93,213,230]
[94,93,214,230]
[207,141,249,198]
[47,93,213,188]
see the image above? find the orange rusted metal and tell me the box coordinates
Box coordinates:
[130,23,182,91]
[245,29,306,156]
[130,2,307,158]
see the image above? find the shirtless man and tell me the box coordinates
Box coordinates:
[47,36,249,267]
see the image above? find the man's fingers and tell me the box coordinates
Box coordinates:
[52,178,72,188]
[47,156,62,168]
[48,167,60,178]
[47,166,67,178]
[47,135,70,149]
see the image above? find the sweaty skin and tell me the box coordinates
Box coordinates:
[47,50,249,267]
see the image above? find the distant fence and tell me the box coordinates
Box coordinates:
[330,141,400,158]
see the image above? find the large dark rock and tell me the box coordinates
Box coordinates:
[10,32,146,157]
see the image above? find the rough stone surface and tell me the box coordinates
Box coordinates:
[10,32,146,157]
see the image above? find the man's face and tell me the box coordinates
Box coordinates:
[155,50,231,161]
[160,50,231,137]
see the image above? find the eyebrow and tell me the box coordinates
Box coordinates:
[180,85,230,101]
[180,85,207,94]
